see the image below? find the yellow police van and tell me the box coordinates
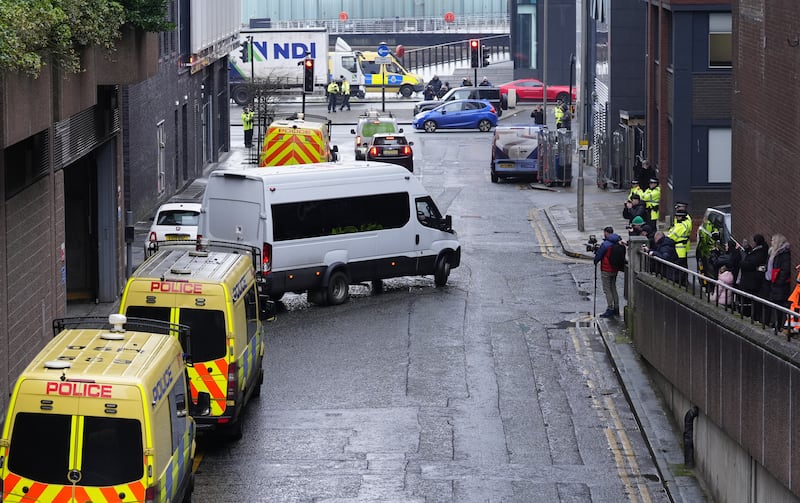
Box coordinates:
[0,314,205,503]
[260,114,339,167]
[120,244,268,439]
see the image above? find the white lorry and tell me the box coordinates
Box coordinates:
[229,27,329,106]
[229,29,425,105]
[197,162,461,306]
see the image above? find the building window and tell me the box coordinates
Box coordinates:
[709,13,732,68]
[708,128,731,183]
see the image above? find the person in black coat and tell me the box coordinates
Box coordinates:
[644,231,678,281]
[763,234,792,328]
[622,194,648,225]
[711,239,742,281]
[738,234,768,318]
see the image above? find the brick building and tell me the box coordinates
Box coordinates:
[731,1,800,256]
[0,1,239,413]
[642,0,732,227]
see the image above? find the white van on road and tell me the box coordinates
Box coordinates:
[198,162,461,306]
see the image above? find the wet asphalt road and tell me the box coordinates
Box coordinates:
[190,111,673,502]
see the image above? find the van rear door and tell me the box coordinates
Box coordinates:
[2,386,147,502]
[203,173,265,248]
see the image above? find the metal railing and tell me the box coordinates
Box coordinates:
[636,250,799,341]
[399,35,511,75]
[259,15,510,34]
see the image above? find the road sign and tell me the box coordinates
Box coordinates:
[375,56,391,64]
[377,44,390,57]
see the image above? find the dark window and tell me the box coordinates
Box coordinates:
[80,416,143,486]
[124,306,171,331]
[179,308,227,362]
[244,286,258,341]
[8,413,71,484]
[272,192,410,241]
[157,210,199,226]
[415,196,443,229]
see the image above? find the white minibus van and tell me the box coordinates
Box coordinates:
[197,162,461,306]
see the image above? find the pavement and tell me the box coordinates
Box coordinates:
[69,99,708,502]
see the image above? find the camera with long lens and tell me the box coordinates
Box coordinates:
[585,234,599,252]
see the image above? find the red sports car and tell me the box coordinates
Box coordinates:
[498,79,576,103]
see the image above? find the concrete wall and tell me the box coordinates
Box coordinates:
[633,271,800,502]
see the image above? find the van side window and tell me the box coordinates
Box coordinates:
[415,196,443,228]
[244,286,258,341]
[169,376,189,448]
[362,61,380,74]
[271,192,410,241]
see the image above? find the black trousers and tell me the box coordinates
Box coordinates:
[244,128,253,148]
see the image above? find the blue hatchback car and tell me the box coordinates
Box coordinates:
[412,99,497,133]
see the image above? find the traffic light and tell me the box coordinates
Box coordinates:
[303,58,314,93]
[470,39,480,68]
[482,45,490,67]
[239,40,249,63]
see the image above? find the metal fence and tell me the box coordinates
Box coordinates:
[636,250,799,341]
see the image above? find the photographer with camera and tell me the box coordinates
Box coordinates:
[592,226,625,319]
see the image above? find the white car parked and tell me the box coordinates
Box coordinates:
[145,202,201,253]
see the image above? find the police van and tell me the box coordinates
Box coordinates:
[260,114,338,167]
[120,244,268,439]
[197,162,462,306]
[0,314,205,503]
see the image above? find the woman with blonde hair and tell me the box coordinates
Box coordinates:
[763,233,792,328]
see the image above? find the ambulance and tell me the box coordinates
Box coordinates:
[260,114,339,167]
[120,244,268,439]
[0,314,205,503]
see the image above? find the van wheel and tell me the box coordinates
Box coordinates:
[434,257,451,287]
[491,170,499,183]
[399,84,413,97]
[253,368,264,398]
[496,107,503,118]
[227,420,243,441]
[423,120,437,133]
[307,288,326,305]
[181,473,194,503]
[478,119,493,132]
[326,271,350,306]
[372,279,384,294]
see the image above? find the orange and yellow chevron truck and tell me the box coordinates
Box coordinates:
[0,314,205,503]
[260,114,339,167]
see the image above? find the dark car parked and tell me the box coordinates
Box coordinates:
[413,86,508,117]
[366,133,414,172]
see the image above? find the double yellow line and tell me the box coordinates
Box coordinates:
[528,207,577,262]
[569,320,653,503]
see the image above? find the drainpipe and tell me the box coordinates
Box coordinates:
[683,406,699,468]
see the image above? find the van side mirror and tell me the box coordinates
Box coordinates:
[191,392,212,416]
[332,145,339,152]
[443,215,453,232]
[398,128,404,133]
[350,129,356,135]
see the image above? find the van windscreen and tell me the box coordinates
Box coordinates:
[8,413,143,485]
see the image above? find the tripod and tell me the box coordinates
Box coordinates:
[593,262,598,318]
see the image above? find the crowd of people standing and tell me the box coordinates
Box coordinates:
[602,173,800,335]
